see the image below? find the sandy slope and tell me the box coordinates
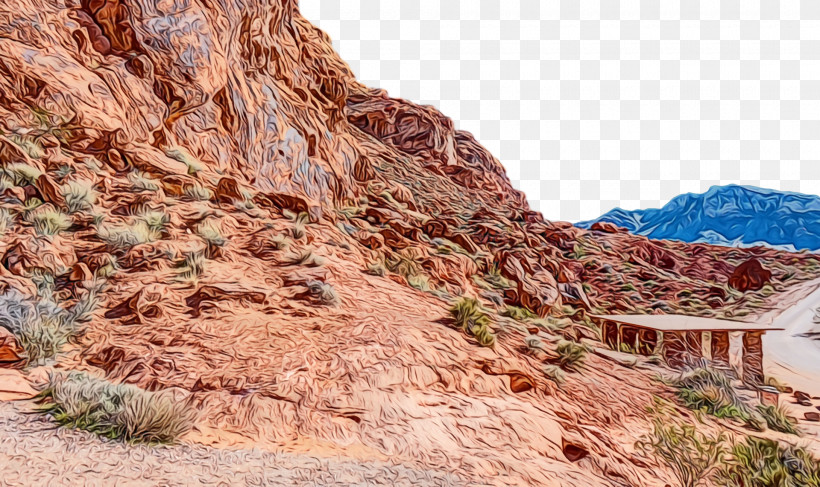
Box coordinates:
[0,401,463,487]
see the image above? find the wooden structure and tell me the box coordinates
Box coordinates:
[592,314,783,386]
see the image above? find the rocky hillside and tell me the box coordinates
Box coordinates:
[1,1,819,486]
[577,185,820,252]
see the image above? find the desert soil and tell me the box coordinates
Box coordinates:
[0,401,463,487]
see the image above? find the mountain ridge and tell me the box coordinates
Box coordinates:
[577,184,820,252]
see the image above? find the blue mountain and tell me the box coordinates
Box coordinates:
[575,185,820,252]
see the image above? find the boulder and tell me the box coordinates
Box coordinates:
[729,258,772,292]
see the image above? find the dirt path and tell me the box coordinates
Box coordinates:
[758,277,820,397]
[0,402,463,487]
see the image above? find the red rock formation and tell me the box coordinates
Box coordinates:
[729,258,773,292]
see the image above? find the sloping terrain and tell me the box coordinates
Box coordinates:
[0,1,819,486]
[577,185,820,252]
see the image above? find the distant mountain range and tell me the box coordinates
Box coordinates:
[576,185,820,252]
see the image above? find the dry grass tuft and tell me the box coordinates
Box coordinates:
[37,371,196,444]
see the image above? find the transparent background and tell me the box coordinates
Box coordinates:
[302,1,820,222]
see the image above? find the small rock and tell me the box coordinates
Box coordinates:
[805,412,820,422]
[509,373,534,393]
[795,391,812,406]
[0,328,24,368]
[562,439,589,462]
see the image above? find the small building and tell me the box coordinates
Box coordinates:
[591,314,783,385]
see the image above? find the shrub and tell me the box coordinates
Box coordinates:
[365,261,386,276]
[305,280,338,306]
[98,221,159,249]
[756,404,800,435]
[501,305,537,321]
[669,368,762,429]
[37,371,196,444]
[195,220,226,247]
[284,249,325,267]
[542,364,566,385]
[450,297,495,347]
[165,147,203,175]
[4,162,42,185]
[555,340,588,371]
[184,183,213,201]
[716,436,820,487]
[291,211,309,240]
[178,249,206,281]
[61,180,96,213]
[636,400,727,487]
[0,288,97,365]
[127,171,160,192]
[0,207,14,236]
[30,208,72,235]
[138,209,170,233]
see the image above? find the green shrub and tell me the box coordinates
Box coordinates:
[450,297,495,347]
[30,208,72,235]
[37,371,196,444]
[555,340,588,371]
[501,305,537,321]
[61,180,96,213]
[165,146,203,175]
[636,400,727,487]
[716,436,820,487]
[756,404,800,435]
[669,368,762,429]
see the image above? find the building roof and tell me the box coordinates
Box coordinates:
[591,314,784,332]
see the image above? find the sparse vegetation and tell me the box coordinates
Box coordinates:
[195,220,226,247]
[716,436,820,487]
[166,146,204,175]
[365,261,386,276]
[668,367,762,430]
[37,371,196,444]
[756,404,800,435]
[4,162,42,185]
[291,211,310,240]
[184,183,213,201]
[178,249,206,281]
[542,364,566,385]
[98,221,159,249]
[450,297,495,347]
[0,288,97,365]
[636,399,727,487]
[0,207,14,236]
[305,280,338,306]
[284,249,325,267]
[127,170,160,192]
[30,208,72,235]
[555,340,588,371]
[138,209,170,233]
[502,305,536,321]
[62,180,96,213]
